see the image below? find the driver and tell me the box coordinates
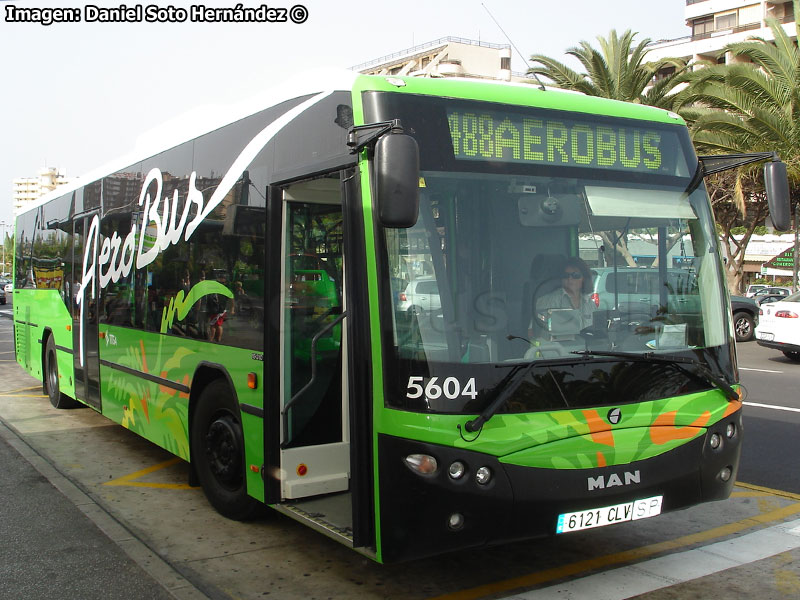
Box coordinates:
[530,257,596,337]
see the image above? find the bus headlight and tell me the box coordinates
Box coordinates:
[448,461,466,480]
[475,466,492,485]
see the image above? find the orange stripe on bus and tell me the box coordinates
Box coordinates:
[582,409,615,447]
[723,399,742,418]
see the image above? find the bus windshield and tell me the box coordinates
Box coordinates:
[381,160,728,414]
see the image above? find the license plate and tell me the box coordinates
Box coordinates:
[556,496,663,534]
[759,332,774,341]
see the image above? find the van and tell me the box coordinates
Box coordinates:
[591,267,700,321]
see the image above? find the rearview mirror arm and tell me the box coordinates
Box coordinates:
[347,119,405,154]
[697,152,777,176]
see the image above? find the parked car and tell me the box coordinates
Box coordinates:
[745,284,768,298]
[730,295,758,342]
[755,291,800,361]
[755,287,793,306]
[753,286,791,297]
[397,277,441,315]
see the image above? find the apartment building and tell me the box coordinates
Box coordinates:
[354,36,528,82]
[11,167,72,214]
[646,0,796,67]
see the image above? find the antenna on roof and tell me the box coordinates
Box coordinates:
[481,3,546,91]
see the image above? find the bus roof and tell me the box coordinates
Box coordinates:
[351,74,685,126]
[26,71,684,215]
[26,69,359,213]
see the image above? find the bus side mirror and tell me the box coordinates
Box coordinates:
[764,159,791,231]
[375,133,420,228]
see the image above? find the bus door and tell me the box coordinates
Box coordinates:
[72,214,102,411]
[278,178,350,501]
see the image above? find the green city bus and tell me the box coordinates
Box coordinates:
[13,73,789,563]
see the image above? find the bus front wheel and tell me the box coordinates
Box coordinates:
[45,337,78,409]
[191,379,260,521]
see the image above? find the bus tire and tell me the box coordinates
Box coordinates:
[45,336,78,409]
[191,379,260,521]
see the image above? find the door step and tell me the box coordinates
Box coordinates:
[276,492,353,545]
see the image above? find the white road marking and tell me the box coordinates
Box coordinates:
[739,367,783,373]
[744,401,800,414]
[503,518,800,599]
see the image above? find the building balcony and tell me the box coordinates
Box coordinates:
[692,21,761,41]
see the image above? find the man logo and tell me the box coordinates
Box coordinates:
[588,470,641,491]
[607,408,622,424]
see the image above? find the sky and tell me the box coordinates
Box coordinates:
[0,0,688,227]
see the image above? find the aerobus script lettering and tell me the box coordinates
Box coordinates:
[75,167,237,363]
[73,89,335,366]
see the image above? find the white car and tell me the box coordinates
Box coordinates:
[3,283,11,296]
[396,277,441,315]
[755,291,800,361]
[745,284,767,298]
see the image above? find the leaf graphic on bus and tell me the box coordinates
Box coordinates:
[160,280,233,333]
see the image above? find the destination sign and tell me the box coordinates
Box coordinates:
[446,108,687,176]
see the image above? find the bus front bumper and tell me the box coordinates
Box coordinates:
[377,411,741,563]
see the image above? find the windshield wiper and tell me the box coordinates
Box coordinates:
[463,354,581,433]
[571,350,739,402]
[463,363,533,433]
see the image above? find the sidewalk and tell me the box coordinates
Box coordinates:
[0,420,188,599]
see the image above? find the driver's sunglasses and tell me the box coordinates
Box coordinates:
[562,271,583,279]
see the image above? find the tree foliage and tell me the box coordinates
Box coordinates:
[527,29,688,106]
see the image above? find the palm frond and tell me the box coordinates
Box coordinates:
[527,55,589,90]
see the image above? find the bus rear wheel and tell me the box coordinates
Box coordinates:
[45,337,78,409]
[191,379,260,521]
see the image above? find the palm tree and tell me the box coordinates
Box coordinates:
[673,1,800,291]
[527,29,687,107]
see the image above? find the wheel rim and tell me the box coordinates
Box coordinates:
[735,317,751,339]
[204,413,243,490]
